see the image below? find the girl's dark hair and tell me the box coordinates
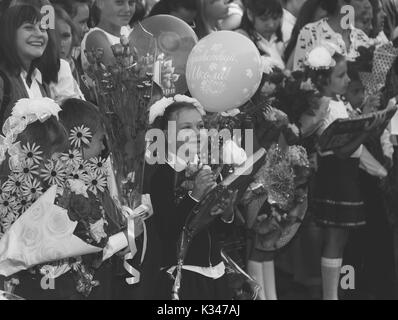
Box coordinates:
[0,5,45,76]
[59,98,104,135]
[347,61,361,82]
[130,0,146,25]
[284,0,324,62]
[319,0,340,15]
[307,53,346,92]
[89,1,101,27]
[18,116,69,158]
[240,0,283,45]
[368,0,382,38]
[153,102,200,130]
[149,0,197,16]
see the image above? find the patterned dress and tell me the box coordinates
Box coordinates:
[293,18,372,71]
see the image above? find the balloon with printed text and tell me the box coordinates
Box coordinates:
[186,31,263,113]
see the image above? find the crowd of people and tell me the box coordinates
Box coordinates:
[0,0,398,300]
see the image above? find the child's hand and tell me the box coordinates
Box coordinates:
[364,113,386,132]
[191,168,216,200]
[210,190,239,222]
[308,153,318,172]
[383,156,393,171]
[362,95,380,114]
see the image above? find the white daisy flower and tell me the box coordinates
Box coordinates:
[84,172,107,195]
[15,161,40,181]
[3,174,25,195]
[40,161,67,187]
[0,194,17,218]
[69,126,92,149]
[76,159,91,173]
[1,212,17,232]
[15,197,31,213]
[60,150,82,168]
[0,181,7,197]
[21,142,43,165]
[68,169,87,181]
[22,178,43,200]
[89,157,108,175]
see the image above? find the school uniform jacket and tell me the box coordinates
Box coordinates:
[150,164,223,269]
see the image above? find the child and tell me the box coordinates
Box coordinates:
[148,96,235,300]
[306,46,386,300]
[236,0,285,71]
[60,98,154,300]
[81,0,136,72]
[5,116,71,300]
[293,0,372,71]
[194,0,230,39]
[0,5,50,125]
[52,5,86,103]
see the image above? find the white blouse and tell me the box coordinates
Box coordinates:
[20,69,44,99]
[318,99,362,158]
[49,59,85,104]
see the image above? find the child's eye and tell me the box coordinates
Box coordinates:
[22,23,35,30]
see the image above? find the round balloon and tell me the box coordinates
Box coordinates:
[186,31,263,113]
[141,15,198,97]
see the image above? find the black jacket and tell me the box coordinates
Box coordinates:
[150,164,223,269]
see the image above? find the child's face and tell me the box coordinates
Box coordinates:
[56,19,73,60]
[252,12,281,39]
[325,59,350,96]
[204,0,230,21]
[16,21,48,66]
[345,80,365,109]
[83,127,106,160]
[72,3,90,40]
[375,0,386,33]
[100,0,136,27]
[169,108,205,154]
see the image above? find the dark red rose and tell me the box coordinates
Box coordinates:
[68,194,92,221]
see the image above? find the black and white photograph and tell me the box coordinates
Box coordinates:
[0,0,397,304]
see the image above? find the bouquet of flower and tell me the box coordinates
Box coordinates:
[86,24,157,211]
[258,69,318,126]
[243,144,310,252]
[0,99,124,296]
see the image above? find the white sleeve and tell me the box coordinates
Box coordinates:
[49,59,85,104]
[381,128,394,160]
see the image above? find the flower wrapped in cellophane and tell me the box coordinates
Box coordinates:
[242,144,311,251]
[85,24,158,211]
[0,98,124,297]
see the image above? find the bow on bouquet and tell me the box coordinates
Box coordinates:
[0,98,124,297]
[242,144,311,252]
